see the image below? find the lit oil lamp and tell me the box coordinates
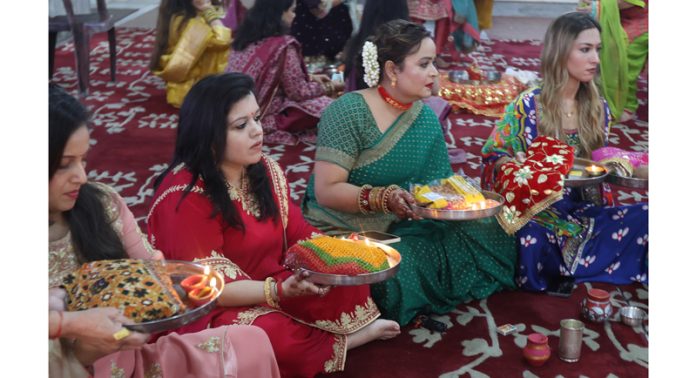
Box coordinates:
[585,164,606,177]
[181,265,211,293]
[188,286,215,307]
[209,277,218,296]
[188,274,218,307]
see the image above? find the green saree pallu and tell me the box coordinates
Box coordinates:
[302,92,517,325]
[596,0,648,118]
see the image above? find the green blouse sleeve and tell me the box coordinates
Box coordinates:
[315,93,367,171]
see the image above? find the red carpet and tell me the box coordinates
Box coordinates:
[52,28,648,377]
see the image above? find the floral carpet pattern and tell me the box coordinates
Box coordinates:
[52,28,648,377]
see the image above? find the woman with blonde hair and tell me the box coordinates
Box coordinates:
[481,12,648,291]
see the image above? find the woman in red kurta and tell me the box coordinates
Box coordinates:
[147,73,400,377]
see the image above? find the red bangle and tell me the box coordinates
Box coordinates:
[276,277,284,302]
[51,310,63,339]
[358,184,373,214]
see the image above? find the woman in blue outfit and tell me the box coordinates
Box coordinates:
[481,12,648,291]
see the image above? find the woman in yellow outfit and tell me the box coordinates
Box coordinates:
[150,0,232,108]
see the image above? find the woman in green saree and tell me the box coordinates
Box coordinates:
[302,20,517,326]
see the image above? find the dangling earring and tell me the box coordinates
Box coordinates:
[391,78,397,87]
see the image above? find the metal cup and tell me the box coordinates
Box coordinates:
[558,319,584,362]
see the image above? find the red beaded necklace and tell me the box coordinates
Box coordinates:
[377,85,412,111]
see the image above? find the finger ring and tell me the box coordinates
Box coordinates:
[113,328,131,341]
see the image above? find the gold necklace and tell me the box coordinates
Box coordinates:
[227,169,260,217]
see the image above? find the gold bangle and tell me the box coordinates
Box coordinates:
[381,185,401,214]
[264,277,279,308]
[368,187,381,213]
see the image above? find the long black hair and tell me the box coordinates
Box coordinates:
[153,73,278,231]
[231,0,294,51]
[344,0,409,90]
[49,83,127,262]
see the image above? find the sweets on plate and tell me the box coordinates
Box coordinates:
[412,174,494,210]
[286,236,390,276]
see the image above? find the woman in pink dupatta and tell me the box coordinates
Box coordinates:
[48,83,280,378]
[227,0,342,145]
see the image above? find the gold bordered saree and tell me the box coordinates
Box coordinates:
[302,93,517,325]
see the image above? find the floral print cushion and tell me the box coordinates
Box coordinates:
[62,259,186,323]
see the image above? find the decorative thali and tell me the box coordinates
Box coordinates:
[605,172,648,189]
[290,242,401,286]
[124,260,224,333]
[565,158,609,187]
[411,190,503,221]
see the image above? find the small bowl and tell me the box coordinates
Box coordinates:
[448,70,470,83]
[620,306,647,327]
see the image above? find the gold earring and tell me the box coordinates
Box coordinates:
[391,78,397,87]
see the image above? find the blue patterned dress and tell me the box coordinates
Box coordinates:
[481,87,648,291]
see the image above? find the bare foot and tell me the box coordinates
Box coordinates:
[346,319,401,350]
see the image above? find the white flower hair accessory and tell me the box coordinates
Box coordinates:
[361,41,380,88]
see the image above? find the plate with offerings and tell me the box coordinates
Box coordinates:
[129,261,225,333]
[410,174,503,220]
[284,236,401,286]
[62,259,224,334]
[565,158,609,187]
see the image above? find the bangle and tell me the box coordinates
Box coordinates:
[263,277,279,309]
[368,187,383,213]
[272,281,278,301]
[276,277,284,302]
[51,310,63,339]
[381,185,401,214]
[357,184,373,214]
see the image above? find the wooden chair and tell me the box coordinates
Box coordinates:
[49,0,117,95]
